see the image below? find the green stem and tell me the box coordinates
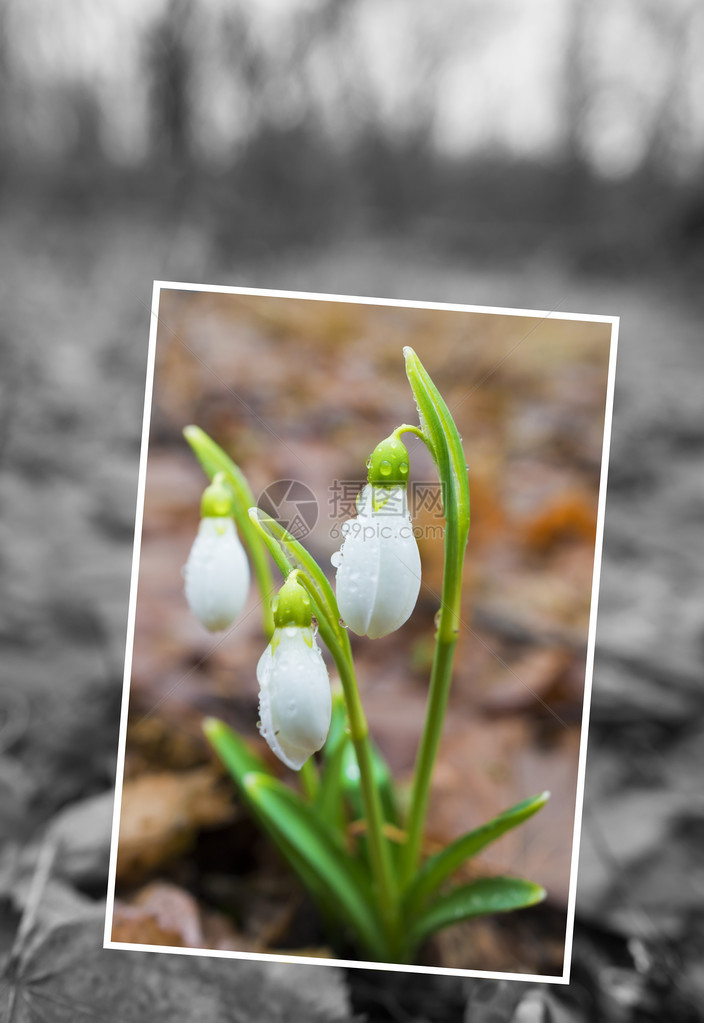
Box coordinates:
[246,511,401,957]
[400,543,461,885]
[394,423,428,446]
[299,757,319,801]
[331,633,401,954]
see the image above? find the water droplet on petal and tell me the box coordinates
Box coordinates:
[379,459,392,477]
[331,551,342,568]
[399,461,409,477]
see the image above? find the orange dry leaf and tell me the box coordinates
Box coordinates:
[520,491,597,553]
[116,766,237,884]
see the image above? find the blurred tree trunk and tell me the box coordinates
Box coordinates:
[0,2,9,181]
[147,0,193,167]
[562,0,591,210]
[639,2,695,178]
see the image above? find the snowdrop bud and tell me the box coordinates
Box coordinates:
[183,476,250,631]
[257,575,331,771]
[199,473,233,518]
[333,435,421,639]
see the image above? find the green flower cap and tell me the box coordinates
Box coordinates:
[272,573,312,629]
[367,434,410,487]
[200,472,235,518]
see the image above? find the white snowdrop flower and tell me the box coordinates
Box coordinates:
[184,475,250,631]
[333,435,421,639]
[257,575,331,771]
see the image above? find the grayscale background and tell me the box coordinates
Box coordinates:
[0,1,703,1020]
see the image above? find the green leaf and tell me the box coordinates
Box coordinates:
[243,772,386,960]
[204,718,384,956]
[409,876,546,949]
[203,718,326,898]
[204,718,342,908]
[403,346,470,553]
[204,715,271,777]
[184,426,275,634]
[404,791,550,913]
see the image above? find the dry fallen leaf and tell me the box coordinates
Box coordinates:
[112,882,205,948]
[116,766,237,884]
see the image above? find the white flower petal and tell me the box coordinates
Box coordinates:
[257,626,331,771]
[334,485,421,639]
[183,517,250,631]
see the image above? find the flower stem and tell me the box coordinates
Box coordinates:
[333,636,401,953]
[394,423,428,446]
[299,757,319,801]
[399,540,462,885]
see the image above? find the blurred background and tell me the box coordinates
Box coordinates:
[1,0,703,1020]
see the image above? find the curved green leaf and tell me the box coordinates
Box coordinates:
[204,718,384,957]
[404,791,550,913]
[403,347,470,551]
[409,876,546,949]
[204,716,270,777]
[203,718,327,901]
[243,772,386,960]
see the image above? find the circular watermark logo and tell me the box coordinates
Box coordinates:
[258,479,319,540]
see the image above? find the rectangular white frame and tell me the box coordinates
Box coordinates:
[104,280,620,985]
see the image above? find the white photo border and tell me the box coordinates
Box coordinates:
[104,280,620,985]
